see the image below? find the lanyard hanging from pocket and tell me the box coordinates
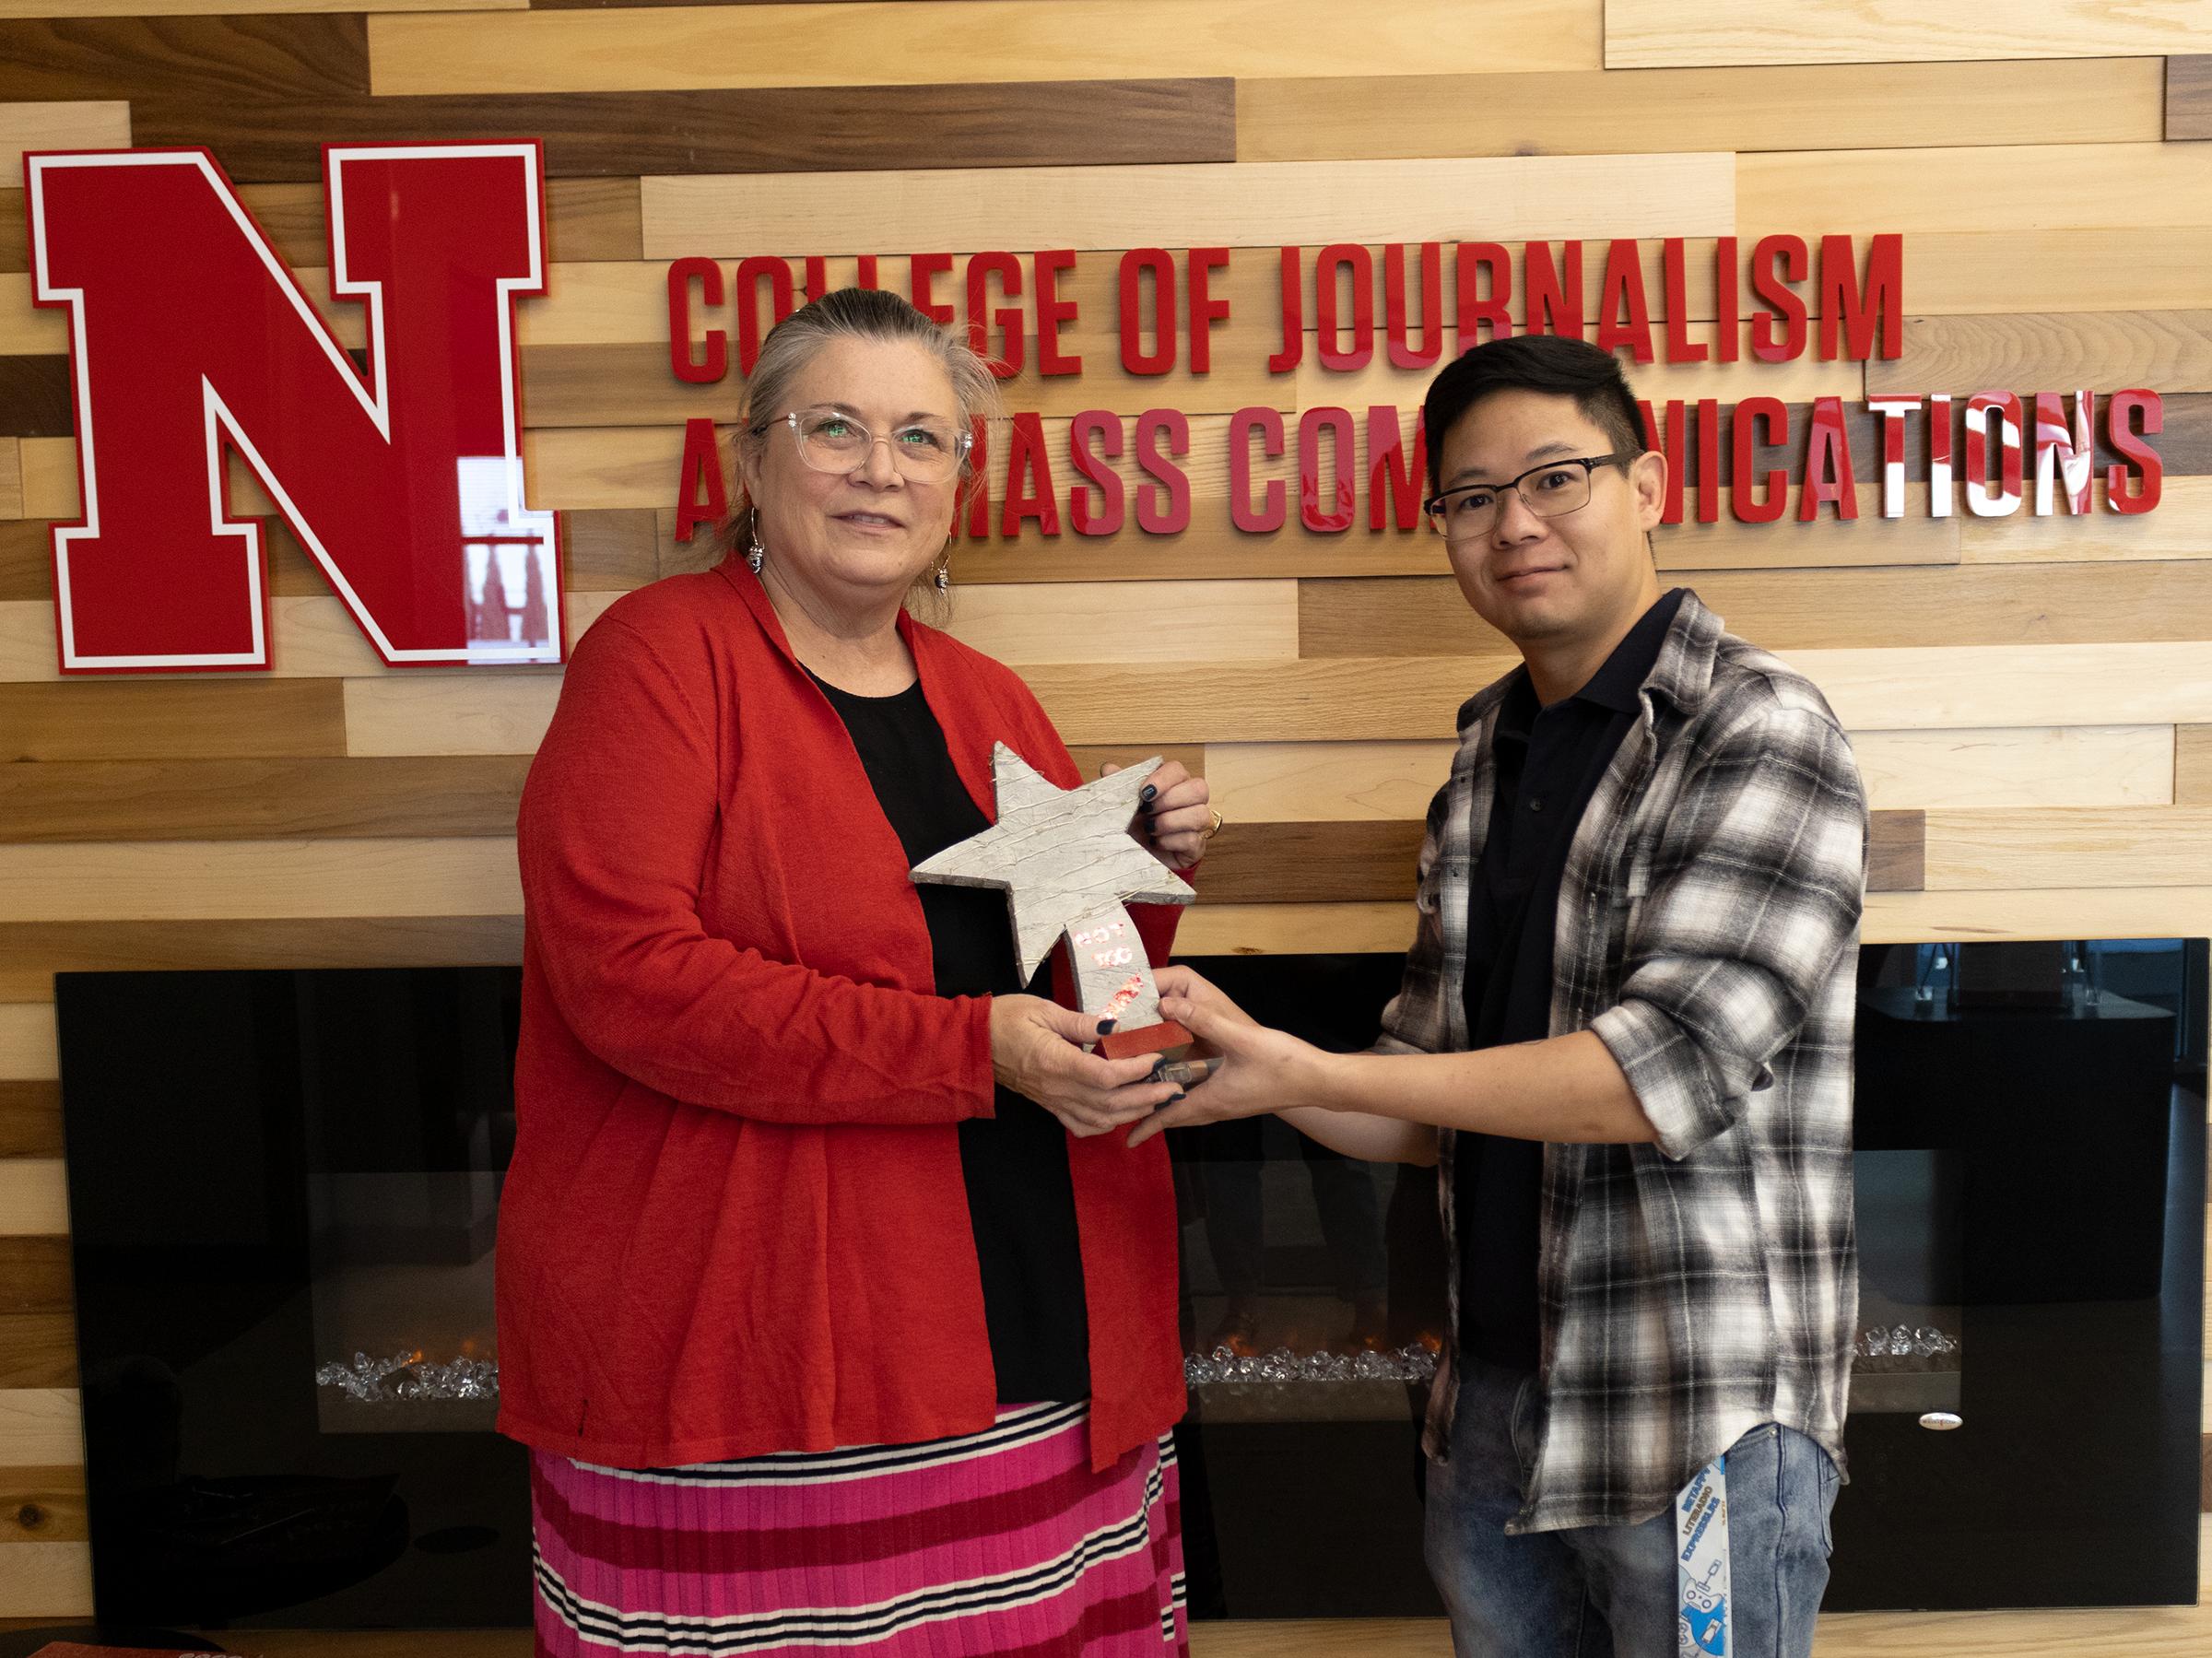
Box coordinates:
[1677,1452,1731,1655]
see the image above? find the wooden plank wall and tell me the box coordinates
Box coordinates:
[2,0,2210,1642]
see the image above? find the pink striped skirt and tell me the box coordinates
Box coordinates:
[530,1401,1189,1656]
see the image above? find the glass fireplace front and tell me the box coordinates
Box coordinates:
[53,939,2206,1626]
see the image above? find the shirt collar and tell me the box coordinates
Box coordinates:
[1575,588,1688,714]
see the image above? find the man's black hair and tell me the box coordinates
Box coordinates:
[1421,335,1647,495]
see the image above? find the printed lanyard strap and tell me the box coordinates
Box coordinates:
[1676,1452,1731,1656]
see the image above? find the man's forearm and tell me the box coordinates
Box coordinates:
[1278,1104,1438,1165]
[1298,1030,1658,1145]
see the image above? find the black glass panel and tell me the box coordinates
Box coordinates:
[53,940,2206,1625]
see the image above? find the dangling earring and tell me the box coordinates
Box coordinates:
[747,520,765,576]
[935,560,951,594]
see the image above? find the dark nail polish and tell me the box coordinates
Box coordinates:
[1139,783,1159,803]
[1097,1018,1117,1035]
[1168,1091,1186,1104]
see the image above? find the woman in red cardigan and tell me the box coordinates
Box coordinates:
[500,287,1210,1656]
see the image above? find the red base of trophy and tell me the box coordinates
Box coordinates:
[1097,1018,1194,1063]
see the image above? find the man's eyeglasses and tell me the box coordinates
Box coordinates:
[1423,454,1625,544]
[763,407,972,483]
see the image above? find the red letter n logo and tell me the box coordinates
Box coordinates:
[28,143,561,673]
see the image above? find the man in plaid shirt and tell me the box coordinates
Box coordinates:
[1138,336,1866,1656]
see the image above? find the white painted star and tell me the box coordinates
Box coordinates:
[911,744,1194,979]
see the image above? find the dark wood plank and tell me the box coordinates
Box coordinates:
[2168,56,2212,141]
[0,1462,86,1543]
[0,680,347,764]
[1196,812,1922,903]
[2177,726,2212,805]
[0,190,25,276]
[0,1315,77,1391]
[0,917,524,1004]
[1196,818,1424,903]
[0,1239,70,1318]
[1869,808,1924,894]
[1299,563,2212,658]
[223,176,641,267]
[558,508,663,590]
[0,1081,63,1159]
[130,78,1236,182]
[0,756,532,843]
[0,356,72,440]
[0,15,366,103]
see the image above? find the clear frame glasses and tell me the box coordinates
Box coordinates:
[768,406,971,483]
[1423,453,1624,544]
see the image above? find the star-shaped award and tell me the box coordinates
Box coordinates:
[912,744,1194,1060]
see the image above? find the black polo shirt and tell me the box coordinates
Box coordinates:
[1455,588,1685,1370]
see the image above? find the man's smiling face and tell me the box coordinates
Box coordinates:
[1432,387,1666,657]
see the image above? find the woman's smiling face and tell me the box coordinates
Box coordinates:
[738,335,965,619]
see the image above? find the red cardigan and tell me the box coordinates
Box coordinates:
[496,560,1187,1472]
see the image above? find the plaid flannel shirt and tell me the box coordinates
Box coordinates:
[1382,593,1867,1534]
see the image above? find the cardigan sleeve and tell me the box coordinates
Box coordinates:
[518,615,996,1126]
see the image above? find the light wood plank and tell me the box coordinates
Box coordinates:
[1869,312,2212,398]
[1176,900,1415,957]
[1922,806,2212,891]
[2180,727,2212,805]
[0,1160,65,1236]
[368,2,1602,98]
[0,101,128,179]
[1240,56,2162,161]
[1302,562,2212,658]
[0,1537,88,1618]
[1787,644,2212,734]
[0,1389,76,1467]
[948,581,1297,664]
[1606,0,2210,67]
[1299,326,1862,415]
[1740,144,2212,241]
[640,154,1733,260]
[1850,727,2175,812]
[1902,228,2212,317]
[1023,644,2212,745]
[1959,476,2212,564]
[0,1004,54,1080]
[1206,741,1459,822]
[1862,887,2212,944]
[343,675,564,758]
[1204,727,2176,821]
[11,436,69,520]
[0,441,18,520]
[0,840,522,923]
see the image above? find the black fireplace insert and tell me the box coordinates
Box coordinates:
[53,938,2206,1626]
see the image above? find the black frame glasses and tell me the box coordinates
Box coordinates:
[1423,453,1624,541]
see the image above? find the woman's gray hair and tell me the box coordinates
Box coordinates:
[715,286,1003,610]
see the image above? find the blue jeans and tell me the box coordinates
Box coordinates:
[1424,1356,1838,1658]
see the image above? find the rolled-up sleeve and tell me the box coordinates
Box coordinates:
[1589,701,1866,1159]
